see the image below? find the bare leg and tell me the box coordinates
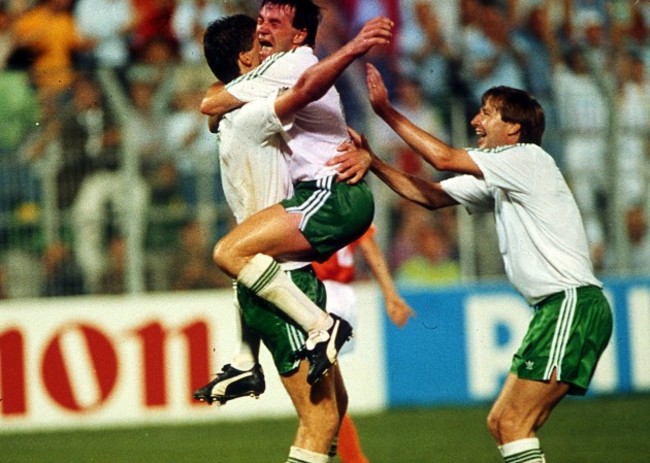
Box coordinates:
[487,371,570,444]
[280,360,341,454]
[214,204,314,277]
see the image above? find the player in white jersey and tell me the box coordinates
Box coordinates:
[200,0,382,386]
[193,12,393,463]
[337,66,613,463]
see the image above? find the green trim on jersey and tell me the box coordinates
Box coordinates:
[237,265,326,376]
[281,176,374,261]
[225,49,294,88]
[511,285,613,395]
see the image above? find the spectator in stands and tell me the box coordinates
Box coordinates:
[624,1,650,66]
[388,200,429,270]
[12,0,95,105]
[55,75,121,210]
[71,73,149,293]
[98,234,127,294]
[172,0,235,64]
[398,0,455,114]
[339,0,401,98]
[41,240,85,296]
[0,2,13,66]
[552,45,608,262]
[164,68,218,210]
[615,49,650,208]
[395,216,460,286]
[571,5,609,72]
[511,2,564,165]
[604,204,650,276]
[73,0,138,73]
[458,0,525,106]
[171,219,230,291]
[129,0,179,63]
[624,204,650,275]
[0,2,41,218]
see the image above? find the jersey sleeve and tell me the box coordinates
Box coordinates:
[440,174,494,213]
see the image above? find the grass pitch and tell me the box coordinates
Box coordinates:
[1,393,648,462]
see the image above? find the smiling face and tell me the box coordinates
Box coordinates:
[256,3,306,61]
[470,97,520,149]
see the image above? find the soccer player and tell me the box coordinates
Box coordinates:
[312,225,415,463]
[199,0,383,386]
[193,13,392,463]
[336,64,613,463]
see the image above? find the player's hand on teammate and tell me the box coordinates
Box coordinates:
[328,127,373,184]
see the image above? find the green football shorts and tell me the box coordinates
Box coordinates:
[281,175,374,261]
[237,265,327,376]
[511,285,613,395]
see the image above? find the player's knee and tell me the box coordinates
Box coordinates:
[212,239,234,272]
[487,409,523,443]
[486,410,500,440]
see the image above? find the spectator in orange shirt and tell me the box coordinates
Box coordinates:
[13,0,94,103]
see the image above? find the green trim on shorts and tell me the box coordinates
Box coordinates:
[237,265,327,376]
[511,285,613,395]
[281,176,374,261]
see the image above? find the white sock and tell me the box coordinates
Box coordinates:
[227,283,258,371]
[238,254,330,332]
[232,306,259,371]
[286,446,329,463]
[499,437,544,463]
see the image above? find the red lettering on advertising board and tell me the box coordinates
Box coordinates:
[182,322,211,399]
[1,317,212,417]
[134,320,212,407]
[0,329,26,415]
[42,324,118,411]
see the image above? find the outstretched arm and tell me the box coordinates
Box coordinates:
[330,129,458,210]
[365,64,481,177]
[273,17,393,121]
[358,235,415,328]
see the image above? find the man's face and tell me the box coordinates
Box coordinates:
[470,98,516,149]
[257,3,302,61]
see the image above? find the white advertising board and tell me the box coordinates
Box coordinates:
[0,284,386,433]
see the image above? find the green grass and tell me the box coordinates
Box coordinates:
[1,394,649,462]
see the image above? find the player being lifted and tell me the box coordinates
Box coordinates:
[194,0,393,402]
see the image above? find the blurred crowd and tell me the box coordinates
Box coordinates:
[1,0,649,299]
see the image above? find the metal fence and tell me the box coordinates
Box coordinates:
[1,60,648,299]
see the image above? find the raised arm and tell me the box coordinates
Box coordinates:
[273,17,393,121]
[365,64,481,177]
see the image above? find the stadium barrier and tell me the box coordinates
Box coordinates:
[1,277,648,433]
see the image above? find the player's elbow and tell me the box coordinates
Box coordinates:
[430,150,457,172]
[199,98,217,116]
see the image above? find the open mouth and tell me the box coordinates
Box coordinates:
[259,39,273,59]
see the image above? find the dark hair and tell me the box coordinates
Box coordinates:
[260,0,322,47]
[203,15,257,83]
[482,86,545,145]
